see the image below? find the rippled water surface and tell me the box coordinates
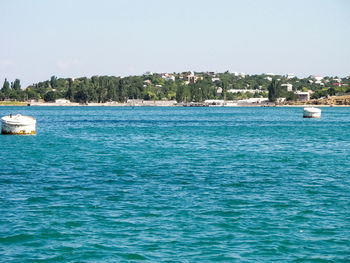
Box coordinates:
[1,106,350,262]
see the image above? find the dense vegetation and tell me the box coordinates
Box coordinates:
[1,73,349,103]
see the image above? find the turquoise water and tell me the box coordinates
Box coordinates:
[0,106,349,262]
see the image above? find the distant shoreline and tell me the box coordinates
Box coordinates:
[1,102,350,107]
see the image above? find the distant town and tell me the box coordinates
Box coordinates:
[1,71,350,106]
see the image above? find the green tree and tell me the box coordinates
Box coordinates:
[13,79,21,90]
[65,78,75,101]
[328,87,336,96]
[44,91,57,102]
[268,79,280,102]
[25,87,38,100]
[50,75,58,88]
[176,85,184,102]
[285,91,298,101]
[1,78,10,93]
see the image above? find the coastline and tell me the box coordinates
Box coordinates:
[1,101,350,107]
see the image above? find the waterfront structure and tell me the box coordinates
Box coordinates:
[303,107,321,118]
[1,114,36,135]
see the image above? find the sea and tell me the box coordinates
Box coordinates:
[0,106,349,262]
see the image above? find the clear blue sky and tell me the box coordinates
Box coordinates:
[0,0,349,88]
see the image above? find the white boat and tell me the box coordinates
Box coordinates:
[303,107,321,118]
[1,114,36,135]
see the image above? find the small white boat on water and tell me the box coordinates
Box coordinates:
[303,107,321,118]
[1,114,36,135]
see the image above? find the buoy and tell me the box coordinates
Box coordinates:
[303,107,321,118]
[1,114,36,135]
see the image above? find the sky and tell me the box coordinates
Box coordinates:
[0,0,349,88]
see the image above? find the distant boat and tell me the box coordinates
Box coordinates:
[1,114,36,135]
[303,107,321,118]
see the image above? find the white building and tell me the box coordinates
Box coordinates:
[281,83,293,92]
[285,74,295,79]
[164,75,175,81]
[311,75,323,81]
[55,99,70,104]
[232,72,245,77]
[161,73,175,81]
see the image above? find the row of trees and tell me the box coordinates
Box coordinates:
[1,75,266,103]
[1,73,349,103]
[0,79,24,101]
